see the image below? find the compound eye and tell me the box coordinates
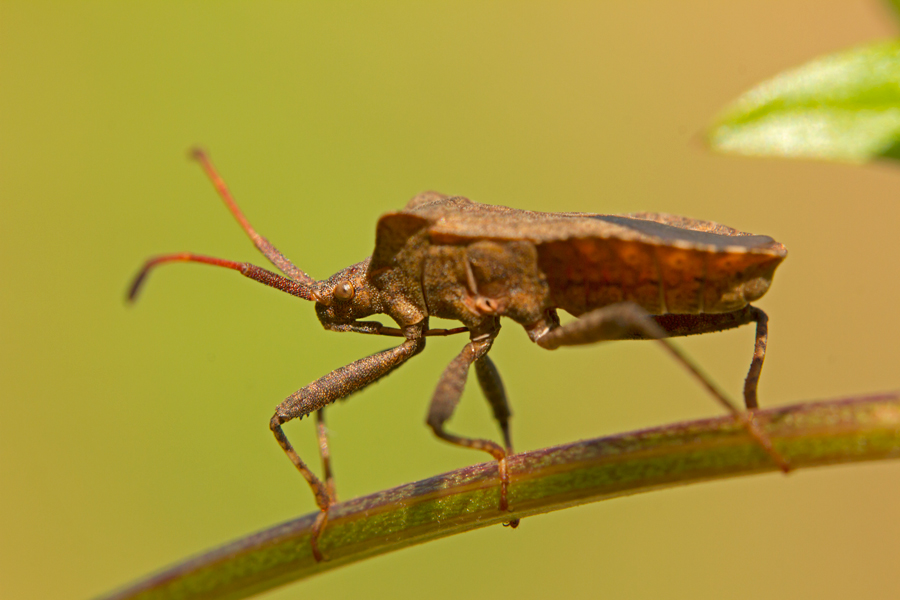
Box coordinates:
[333,280,355,301]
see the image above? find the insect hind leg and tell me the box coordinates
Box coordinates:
[651,305,768,410]
[742,307,768,410]
[534,302,790,472]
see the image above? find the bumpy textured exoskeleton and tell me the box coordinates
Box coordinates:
[130,151,789,562]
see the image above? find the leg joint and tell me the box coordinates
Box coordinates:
[269,413,285,431]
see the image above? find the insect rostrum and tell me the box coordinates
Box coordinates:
[130,150,788,562]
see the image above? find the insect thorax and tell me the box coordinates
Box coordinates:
[422,239,551,330]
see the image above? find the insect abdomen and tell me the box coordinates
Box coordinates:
[537,238,784,316]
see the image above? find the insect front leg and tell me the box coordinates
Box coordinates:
[270,336,425,562]
[314,408,337,503]
[535,302,790,472]
[426,330,515,512]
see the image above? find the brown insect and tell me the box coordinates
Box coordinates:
[130,150,790,562]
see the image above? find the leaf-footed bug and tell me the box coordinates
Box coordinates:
[129,150,790,561]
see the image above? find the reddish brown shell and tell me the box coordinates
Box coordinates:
[371,194,787,316]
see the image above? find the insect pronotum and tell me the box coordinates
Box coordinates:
[129,150,790,561]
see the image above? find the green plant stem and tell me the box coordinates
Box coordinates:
[101,393,900,600]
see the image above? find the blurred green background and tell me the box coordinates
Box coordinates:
[3,3,900,599]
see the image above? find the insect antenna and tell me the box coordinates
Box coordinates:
[127,253,318,303]
[190,148,316,287]
[128,149,325,303]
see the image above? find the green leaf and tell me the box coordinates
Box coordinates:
[708,42,900,163]
[99,393,900,600]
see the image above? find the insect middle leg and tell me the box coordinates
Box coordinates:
[270,336,425,562]
[535,302,790,472]
[426,330,516,512]
[474,355,513,454]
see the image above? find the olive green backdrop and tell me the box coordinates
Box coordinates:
[3,3,900,599]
